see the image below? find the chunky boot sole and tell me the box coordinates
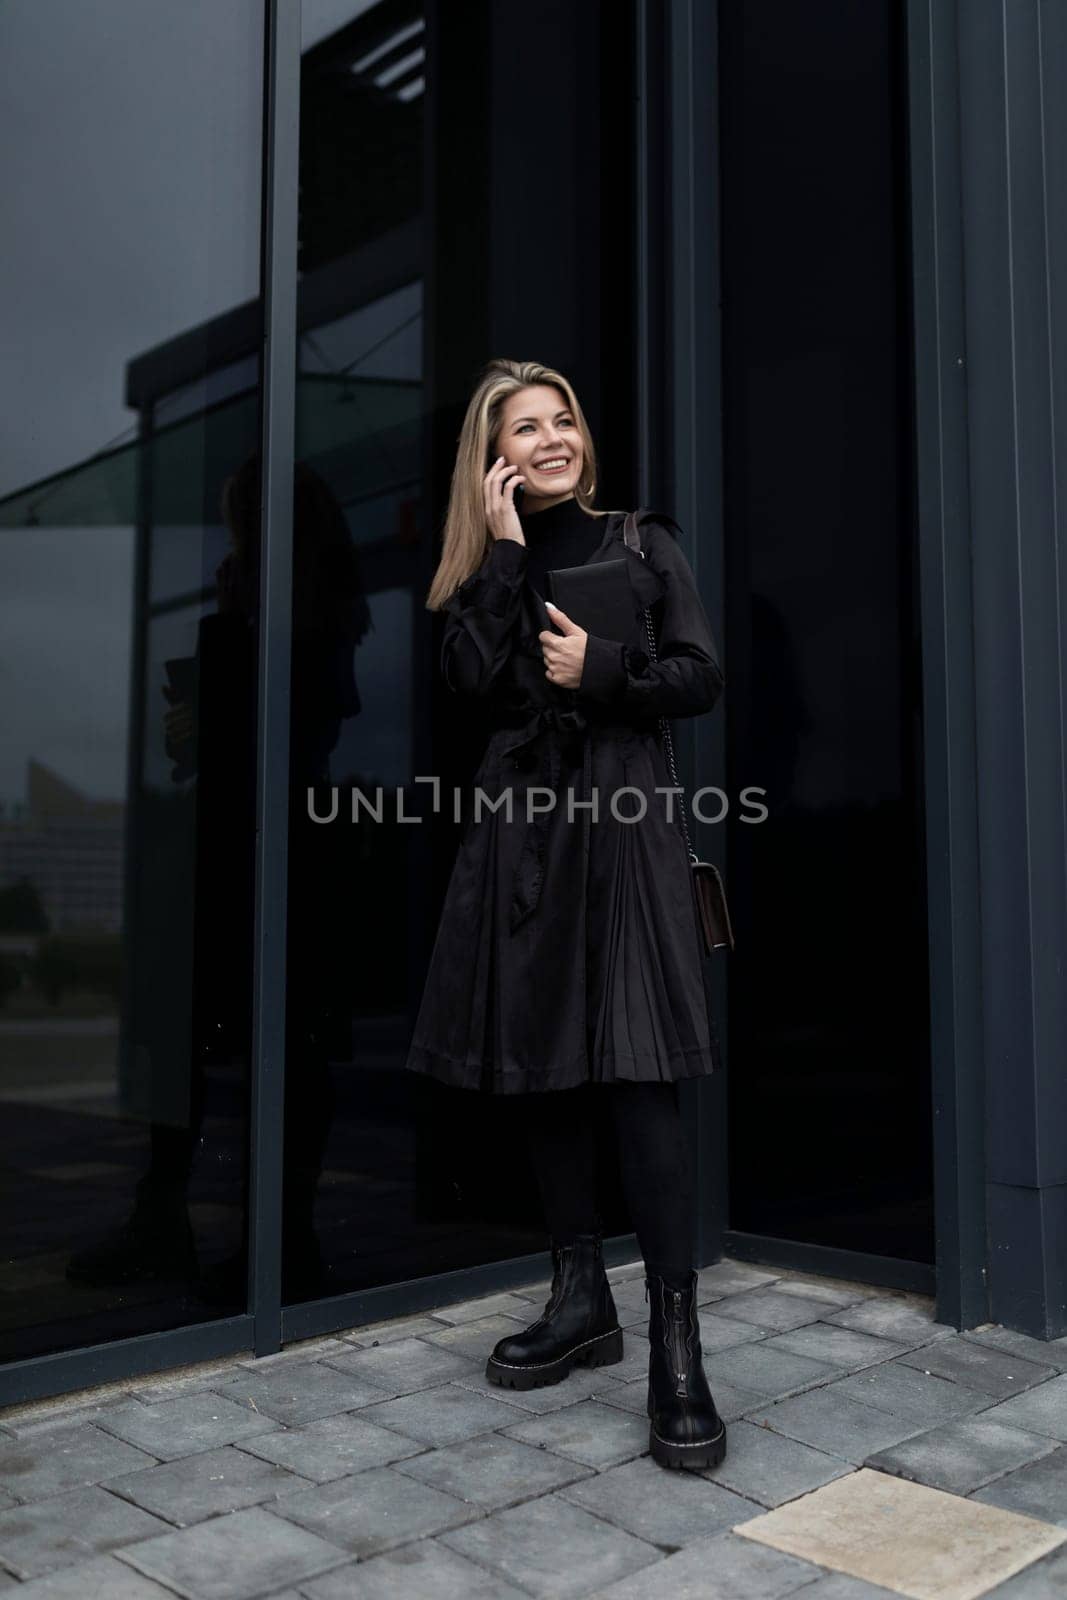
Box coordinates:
[485,1325,624,1390]
[648,1416,728,1470]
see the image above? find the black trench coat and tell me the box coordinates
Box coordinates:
[403,507,725,1094]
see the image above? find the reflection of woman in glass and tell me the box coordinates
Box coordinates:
[404,359,728,1470]
[68,456,367,1304]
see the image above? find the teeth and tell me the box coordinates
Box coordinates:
[535,459,568,470]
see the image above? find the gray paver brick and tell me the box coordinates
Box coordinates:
[104,1443,309,1526]
[235,1412,426,1482]
[3,1553,177,1598]
[825,1295,955,1346]
[704,1419,853,1507]
[394,1431,593,1508]
[558,1454,761,1544]
[94,1393,278,1461]
[341,1315,455,1346]
[232,1339,352,1371]
[417,1313,529,1361]
[589,1528,825,1599]
[303,1541,530,1599]
[323,1338,478,1397]
[354,1382,524,1448]
[748,1389,927,1463]
[865,1415,1060,1493]
[2,1396,137,1440]
[604,1280,653,1327]
[440,1491,660,1599]
[211,1361,388,1425]
[587,1377,655,1417]
[898,1335,1057,1397]
[983,1541,1067,1598]
[705,1342,839,1398]
[118,1503,348,1599]
[822,1360,992,1425]
[778,1577,901,1600]
[773,1280,873,1309]
[962,1326,1067,1374]
[429,1291,540,1325]
[0,1423,158,1502]
[976,1374,1067,1440]
[0,1486,170,1579]
[271,1465,479,1558]
[592,1374,764,1423]
[973,1445,1067,1528]
[451,1361,614,1412]
[758,1324,909,1371]
[503,1398,649,1469]
[696,1262,781,1301]
[712,1288,838,1331]
[697,1314,774,1354]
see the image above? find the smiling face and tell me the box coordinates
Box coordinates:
[495,384,586,511]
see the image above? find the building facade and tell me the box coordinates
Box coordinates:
[0,0,1063,1407]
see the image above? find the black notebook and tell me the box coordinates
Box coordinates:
[545,557,640,645]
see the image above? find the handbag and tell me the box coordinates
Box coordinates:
[622,509,735,955]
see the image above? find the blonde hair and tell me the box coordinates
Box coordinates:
[424,358,611,611]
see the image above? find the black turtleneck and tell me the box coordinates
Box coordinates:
[516,495,606,599]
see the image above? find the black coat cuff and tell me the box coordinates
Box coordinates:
[578,633,628,701]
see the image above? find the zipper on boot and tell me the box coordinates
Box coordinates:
[671,1289,688,1397]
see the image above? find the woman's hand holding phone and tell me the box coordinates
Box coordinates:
[483,455,526,546]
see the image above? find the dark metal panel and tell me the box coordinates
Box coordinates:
[903,0,988,1331]
[281,1235,643,1345]
[247,0,301,1359]
[0,1318,253,1411]
[957,0,1067,1335]
[723,1232,935,1298]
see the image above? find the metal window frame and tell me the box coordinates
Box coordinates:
[902,0,987,1331]
[639,0,730,1270]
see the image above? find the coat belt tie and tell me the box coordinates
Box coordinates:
[496,702,591,933]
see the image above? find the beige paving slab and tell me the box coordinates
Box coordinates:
[732,1465,1067,1600]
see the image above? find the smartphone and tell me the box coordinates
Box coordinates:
[488,455,524,510]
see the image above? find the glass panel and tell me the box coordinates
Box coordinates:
[718,0,933,1261]
[0,1,264,1362]
[283,0,640,1303]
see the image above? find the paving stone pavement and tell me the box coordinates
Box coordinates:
[1,1258,1067,1598]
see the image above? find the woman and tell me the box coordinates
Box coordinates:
[404,358,727,1470]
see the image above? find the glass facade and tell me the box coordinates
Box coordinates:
[0,0,265,1364]
[0,0,945,1398]
[281,0,642,1306]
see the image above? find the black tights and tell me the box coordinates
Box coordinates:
[523,1080,694,1290]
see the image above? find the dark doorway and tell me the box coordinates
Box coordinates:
[718,0,933,1267]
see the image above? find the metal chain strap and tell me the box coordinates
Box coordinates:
[636,548,698,867]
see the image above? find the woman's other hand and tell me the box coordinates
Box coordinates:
[483,455,526,546]
[540,602,588,689]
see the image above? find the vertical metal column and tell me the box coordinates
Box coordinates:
[248,0,301,1357]
[636,0,729,1266]
[904,0,988,1332]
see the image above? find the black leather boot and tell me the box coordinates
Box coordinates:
[645,1268,727,1469]
[486,1232,624,1389]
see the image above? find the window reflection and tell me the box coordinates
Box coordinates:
[0,0,264,1362]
